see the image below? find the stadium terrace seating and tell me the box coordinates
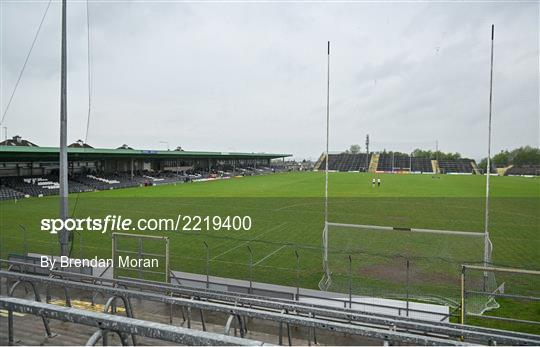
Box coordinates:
[142,173,190,185]
[2,176,56,196]
[24,177,60,190]
[505,165,540,176]
[378,155,438,173]
[377,153,411,172]
[0,166,282,199]
[73,174,141,190]
[238,168,255,176]
[240,166,276,175]
[411,158,433,173]
[218,164,234,172]
[0,185,26,201]
[143,175,165,182]
[318,153,371,171]
[321,153,477,174]
[438,159,474,174]
[0,175,93,197]
[87,175,120,184]
[213,164,281,175]
[257,166,281,174]
[68,180,94,193]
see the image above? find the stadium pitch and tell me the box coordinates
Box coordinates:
[1,172,539,331]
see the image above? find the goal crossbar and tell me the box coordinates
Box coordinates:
[326,222,484,237]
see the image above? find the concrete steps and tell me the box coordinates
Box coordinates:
[368,153,380,173]
[431,160,440,174]
[471,161,482,175]
[496,165,512,176]
[314,153,326,171]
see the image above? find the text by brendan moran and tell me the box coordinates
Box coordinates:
[40,256,159,270]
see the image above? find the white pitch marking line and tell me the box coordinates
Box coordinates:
[253,245,287,266]
[210,222,287,261]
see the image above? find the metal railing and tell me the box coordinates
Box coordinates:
[2,261,540,345]
[461,264,540,328]
[0,296,266,346]
[112,232,170,283]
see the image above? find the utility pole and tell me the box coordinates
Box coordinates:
[59,0,69,257]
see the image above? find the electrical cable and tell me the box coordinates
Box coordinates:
[1,0,53,127]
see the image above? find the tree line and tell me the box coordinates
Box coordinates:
[478,146,540,169]
[342,145,462,160]
[341,144,540,167]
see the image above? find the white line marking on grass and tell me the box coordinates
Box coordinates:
[253,245,287,266]
[210,222,287,261]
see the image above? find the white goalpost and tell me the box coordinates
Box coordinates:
[320,27,497,312]
[322,41,331,289]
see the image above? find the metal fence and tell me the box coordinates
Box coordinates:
[2,264,539,345]
[1,227,471,320]
[461,264,540,331]
[112,232,170,283]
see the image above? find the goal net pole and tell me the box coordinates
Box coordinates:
[323,41,331,279]
[484,25,495,269]
[482,25,495,291]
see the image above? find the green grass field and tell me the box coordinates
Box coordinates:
[1,172,539,332]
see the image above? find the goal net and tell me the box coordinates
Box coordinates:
[320,222,496,313]
[462,265,540,322]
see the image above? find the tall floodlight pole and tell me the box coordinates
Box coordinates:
[365,134,369,171]
[323,41,330,279]
[484,25,495,270]
[435,140,439,174]
[59,0,69,257]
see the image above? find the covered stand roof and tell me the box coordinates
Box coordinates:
[0,145,291,162]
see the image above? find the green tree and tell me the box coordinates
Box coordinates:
[511,146,540,165]
[492,150,510,167]
[479,146,539,170]
[411,149,462,160]
[478,158,488,171]
[349,144,361,154]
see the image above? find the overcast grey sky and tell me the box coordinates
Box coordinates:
[1,1,538,160]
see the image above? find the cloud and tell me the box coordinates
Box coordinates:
[1,1,537,160]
